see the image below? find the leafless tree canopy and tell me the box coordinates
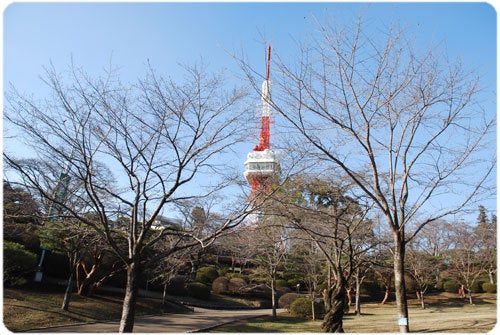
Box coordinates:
[5,62,252,258]
[241,19,495,237]
[237,16,495,333]
[4,61,255,332]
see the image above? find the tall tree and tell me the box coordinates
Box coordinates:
[4,61,254,332]
[249,216,288,320]
[271,176,374,332]
[238,16,495,332]
[3,181,41,251]
[445,219,491,305]
[475,206,496,284]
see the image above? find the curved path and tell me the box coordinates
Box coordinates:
[28,307,280,333]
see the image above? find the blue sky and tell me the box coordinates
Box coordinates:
[3,2,496,91]
[2,1,497,217]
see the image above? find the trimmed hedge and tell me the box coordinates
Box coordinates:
[471,281,483,293]
[278,292,302,310]
[195,266,219,284]
[275,279,288,288]
[482,282,496,293]
[228,277,247,294]
[186,282,211,300]
[443,281,459,293]
[212,276,230,294]
[166,276,188,296]
[290,297,326,320]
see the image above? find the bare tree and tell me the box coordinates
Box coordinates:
[474,206,496,284]
[238,16,495,332]
[405,247,441,309]
[445,219,493,305]
[4,61,254,332]
[249,217,288,320]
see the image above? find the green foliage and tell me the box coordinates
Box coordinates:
[195,266,219,284]
[482,282,496,293]
[360,280,381,296]
[3,241,38,286]
[290,297,325,320]
[278,292,302,310]
[275,279,288,288]
[471,281,483,293]
[166,276,188,296]
[218,267,229,277]
[186,282,211,300]
[443,281,459,293]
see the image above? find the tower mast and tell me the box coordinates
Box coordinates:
[244,44,280,203]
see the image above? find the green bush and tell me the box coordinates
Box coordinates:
[278,292,302,310]
[277,286,292,297]
[3,241,37,286]
[290,297,325,320]
[275,279,288,288]
[471,281,483,293]
[195,266,219,284]
[166,276,188,296]
[443,281,459,293]
[360,280,380,296]
[217,267,229,277]
[186,282,211,300]
[482,282,497,293]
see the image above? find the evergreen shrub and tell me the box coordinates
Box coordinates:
[290,297,325,320]
[166,276,188,296]
[471,281,483,293]
[212,276,230,294]
[443,281,459,293]
[228,277,247,294]
[195,266,219,284]
[482,282,497,293]
[187,282,211,300]
[278,292,302,310]
[3,241,37,286]
[275,279,288,288]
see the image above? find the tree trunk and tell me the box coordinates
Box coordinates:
[61,271,74,311]
[271,276,277,320]
[393,234,409,333]
[322,277,348,332]
[346,286,353,306]
[420,290,425,309]
[380,287,390,304]
[119,262,140,333]
[162,283,168,306]
[76,259,101,296]
[467,289,473,305]
[354,275,361,316]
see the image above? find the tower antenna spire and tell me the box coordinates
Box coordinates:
[244,44,280,204]
[266,44,271,81]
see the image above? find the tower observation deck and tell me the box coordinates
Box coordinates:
[244,45,280,202]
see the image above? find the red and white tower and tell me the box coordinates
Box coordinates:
[244,45,280,203]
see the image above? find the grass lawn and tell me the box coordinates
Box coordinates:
[3,285,266,332]
[3,287,496,333]
[3,286,174,332]
[210,292,497,333]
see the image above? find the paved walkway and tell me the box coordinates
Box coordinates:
[28,307,280,333]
